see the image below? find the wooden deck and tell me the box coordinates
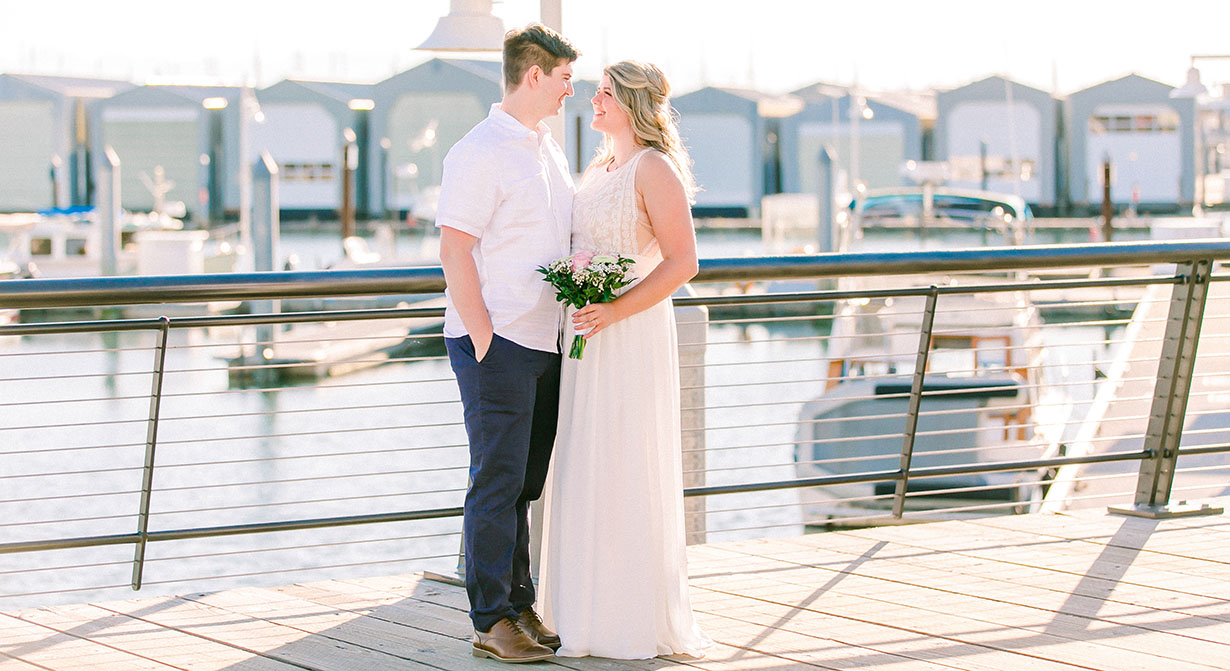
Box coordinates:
[3,504,1229,670]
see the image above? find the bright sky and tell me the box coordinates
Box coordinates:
[2,0,1229,97]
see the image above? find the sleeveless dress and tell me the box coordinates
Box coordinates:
[540,149,711,659]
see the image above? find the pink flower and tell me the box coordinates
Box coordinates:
[570,250,594,272]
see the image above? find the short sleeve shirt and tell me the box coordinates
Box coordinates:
[436,104,574,353]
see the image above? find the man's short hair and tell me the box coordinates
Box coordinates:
[503,23,578,91]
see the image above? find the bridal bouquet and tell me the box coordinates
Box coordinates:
[537,251,637,359]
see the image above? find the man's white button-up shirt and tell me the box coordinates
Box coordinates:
[436,104,574,353]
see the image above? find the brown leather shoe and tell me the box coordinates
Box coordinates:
[472,617,554,663]
[517,608,561,651]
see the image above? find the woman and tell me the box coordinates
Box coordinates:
[540,60,712,659]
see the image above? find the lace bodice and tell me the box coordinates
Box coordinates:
[571,149,655,256]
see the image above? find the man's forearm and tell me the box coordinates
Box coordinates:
[440,244,493,343]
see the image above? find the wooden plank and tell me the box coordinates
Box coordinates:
[756,529,1230,631]
[271,580,473,641]
[758,564,1230,661]
[0,612,179,671]
[693,605,1022,671]
[703,602,1077,668]
[968,510,1230,557]
[689,546,1229,671]
[733,535,1230,635]
[178,587,495,671]
[830,520,1230,598]
[690,590,1082,671]
[978,509,1202,536]
[0,654,57,671]
[16,602,301,671]
[304,577,692,671]
[1165,512,1230,534]
[657,640,844,671]
[330,574,470,613]
[693,581,1219,671]
[186,584,690,671]
[97,592,439,671]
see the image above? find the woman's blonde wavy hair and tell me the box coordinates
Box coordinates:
[591,60,697,201]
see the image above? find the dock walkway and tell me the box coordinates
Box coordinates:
[3,504,1229,670]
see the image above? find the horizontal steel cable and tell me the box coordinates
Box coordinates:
[0,393,152,409]
[170,329,448,350]
[154,442,467,464]
[0,442,145,457]
[684,370,1161,412]
[685,413,1152,456]
[149,488,464,518]
[147,470,469,493]
[686,387,1124,421]
[0,369,154,383]
[142,398,461,427]
[156,375,454,400]
[0,343,158,358]
[791,429,1148,455]
[142,457,467,475]
[683,359,1163,396]
[697,436,1127,475]
[150,420,466,447]
[0,557,133,576]
[0,464,144,480]
[0,583,133,601]
[138,553,459,588]
[4,512,136,528]
[144,530,461,564]
[688,390,1157,435]
[703,438,1124,476]
[0,489,143,505]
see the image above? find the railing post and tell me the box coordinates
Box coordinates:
[1110,259,1222,519]
[676,289,709,545]
[251,151,280,387]
[815,146,837,253]
[96,147,122,277]
[132,316,172,589]
[252,151,280,275]
[892,287,939,518]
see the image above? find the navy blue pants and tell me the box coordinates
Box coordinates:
[446,333,560,633]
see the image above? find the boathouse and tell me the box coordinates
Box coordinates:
[254,79,376,219]
[781,82,926,200]
[370,59,502,220]
[92,84,240,220]
[0,74,132,212]
[673,87,802,218]
[935,75,1059,211]
[1066,74,1194,212]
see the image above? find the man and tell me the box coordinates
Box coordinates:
[436,23,577,663]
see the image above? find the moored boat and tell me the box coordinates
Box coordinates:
[794,187,1050,524]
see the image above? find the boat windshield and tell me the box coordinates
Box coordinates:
[859,193,1027,224]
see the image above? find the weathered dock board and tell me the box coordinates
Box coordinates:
[3,504,1228,670]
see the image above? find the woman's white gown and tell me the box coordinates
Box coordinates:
[541,149,711,659]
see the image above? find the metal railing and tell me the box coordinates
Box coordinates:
[1,239,1228,608]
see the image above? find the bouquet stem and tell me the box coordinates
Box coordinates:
[568,334,586,360]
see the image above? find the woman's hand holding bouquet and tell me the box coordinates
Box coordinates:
[537,251,636,359]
